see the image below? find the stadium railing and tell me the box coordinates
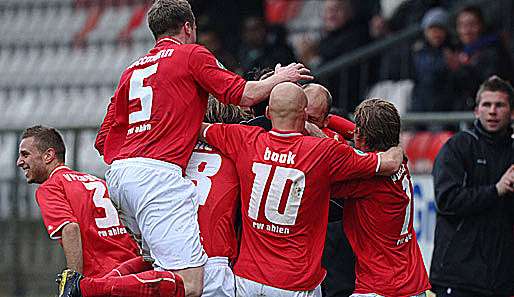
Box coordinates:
[313,0,514,113]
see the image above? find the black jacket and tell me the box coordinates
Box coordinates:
[430,121,514,295]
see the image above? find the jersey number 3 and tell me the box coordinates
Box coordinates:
[83,181,121,229]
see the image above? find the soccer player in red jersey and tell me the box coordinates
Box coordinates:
[94,1,312,295]
[185,98,251,296]
[331,99,431,297]
[17,126,186,297]
[199,83,403,296]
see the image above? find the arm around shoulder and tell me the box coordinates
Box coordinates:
[376,146,403,176]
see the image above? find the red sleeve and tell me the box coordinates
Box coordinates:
[327,115,355,141]
[326,142,379,183]
[205,124,260,159]
[331,180,368,199]
[36,183,78,240]
[95,96,115,156]
[188,46,246,105]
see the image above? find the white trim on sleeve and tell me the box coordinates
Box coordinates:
[48,220,72,240]
[203,124,213,140]
[375,153,382,173]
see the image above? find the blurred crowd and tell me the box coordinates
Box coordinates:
[191,0,514,114]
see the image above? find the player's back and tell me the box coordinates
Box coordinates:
[205,124,378,291]
[103,38,245,169]
[333,161,430,296]
[36,166,139,278]
[225,128,377,291]
[185,142,239,260]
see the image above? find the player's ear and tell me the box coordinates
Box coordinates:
[184,21,194,36]
[43,148,57,164]
[265,106,271,120]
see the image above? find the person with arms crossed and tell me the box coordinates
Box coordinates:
[185,97,251,297]
[16,126,186,297]
[430,76,514,296]
[199,82,403,296]
[94,1,312,296]
[331,99,431,297]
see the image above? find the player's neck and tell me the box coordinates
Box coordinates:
[157,33,187,45]
[45,162,65,179]
[271,120,304,133]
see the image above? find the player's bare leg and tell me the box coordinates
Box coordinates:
[173,266,204,297]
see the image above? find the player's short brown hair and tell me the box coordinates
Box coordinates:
[205,96,253,124]
[21,125,66,163]
[475,75,514,108]
[148,0,195,39]
[354,99,400,152]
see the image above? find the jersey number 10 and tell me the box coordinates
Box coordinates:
[248,162,305,226]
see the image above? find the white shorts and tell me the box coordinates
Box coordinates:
[202,257,235,297]
[235,275,322,297]
[106,157,207,270]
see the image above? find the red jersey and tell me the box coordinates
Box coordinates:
[331,161,430,297]
[35,166,139,278]
[185,142,240,261]
[322,127,343,142]
[95,37,246,170]
[205,124,379,291]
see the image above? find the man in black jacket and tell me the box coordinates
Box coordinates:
[431,75,514,297]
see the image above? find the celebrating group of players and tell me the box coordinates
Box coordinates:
[15,0,432,296]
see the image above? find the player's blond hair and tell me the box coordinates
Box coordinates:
[205,95,253,124]
[354,98,400,152]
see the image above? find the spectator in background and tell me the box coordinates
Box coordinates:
[410,8,455,112]
[318,0,371,114]
[448,5,513,110]
[237,16,296,74]
[431,76,514,296]
[198,28,238,71]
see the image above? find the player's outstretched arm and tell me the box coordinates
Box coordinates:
[376,146,403,176]
[239,63,313,107]
[61,222,83,273]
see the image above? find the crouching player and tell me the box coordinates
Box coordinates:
[332,99,431,297]
[185,97,252,296]
[17,126,184,297]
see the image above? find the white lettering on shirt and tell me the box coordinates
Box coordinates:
[263,147,296,165]
[128,49,174,69]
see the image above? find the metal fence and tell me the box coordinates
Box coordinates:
[314,0,514,114]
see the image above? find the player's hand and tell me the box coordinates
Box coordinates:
[274,62,314,83]
[496,165,514,197]
[304,121,328,138]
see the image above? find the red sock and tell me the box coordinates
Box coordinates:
[102,257,154,278]
[80,270,185,297]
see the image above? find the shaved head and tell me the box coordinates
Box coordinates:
[267,82,308,131]
[303,83,332,128]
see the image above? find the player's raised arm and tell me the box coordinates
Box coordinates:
[239,63,313,107]
[61,222,84,273]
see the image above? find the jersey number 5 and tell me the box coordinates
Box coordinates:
[83,181,120,229]
[128,63,158,124]
[248,163,305,226]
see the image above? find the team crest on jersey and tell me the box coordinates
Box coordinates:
[353,148,368,156]
[216,59,226,70]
